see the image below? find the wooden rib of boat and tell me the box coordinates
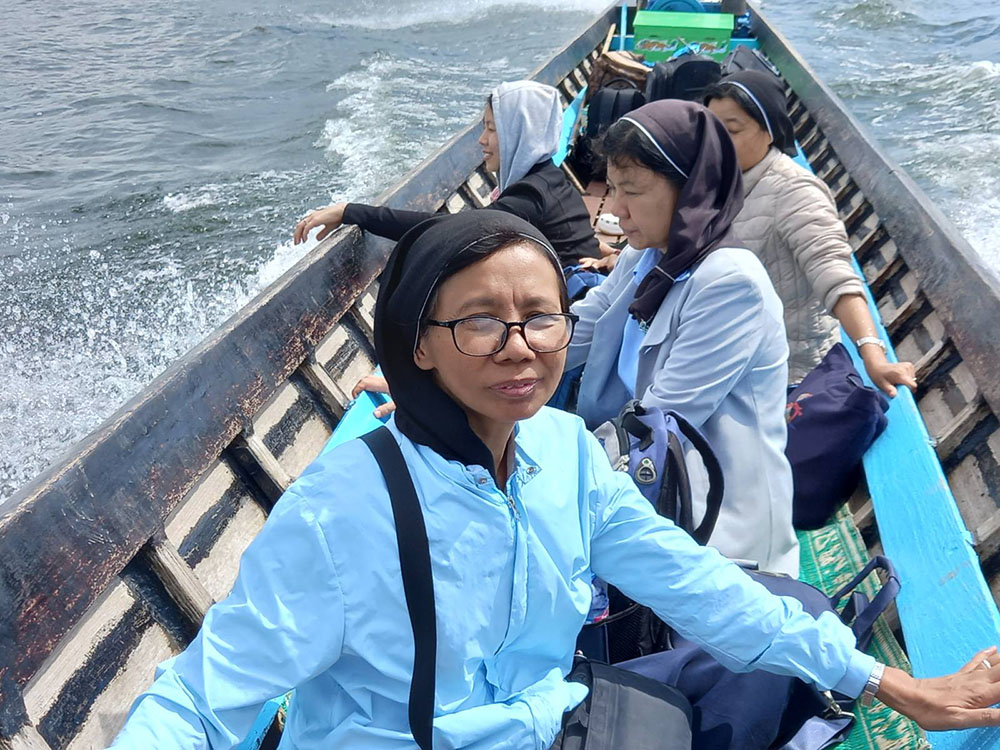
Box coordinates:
[2,3,1000,749]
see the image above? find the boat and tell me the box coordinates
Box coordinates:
[3,2,1000,749]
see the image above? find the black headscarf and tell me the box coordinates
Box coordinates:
[617,100,744,324]
[374,209,563,477]
[712,71,798,156]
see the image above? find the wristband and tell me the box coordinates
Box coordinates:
[855,336,887,353]
[859,661,886,707]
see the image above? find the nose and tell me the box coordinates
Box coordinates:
[606,191,627,219]
[478,128,489,147]
[494,325,535,363]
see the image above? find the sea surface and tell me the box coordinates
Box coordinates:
[2,0,998,503]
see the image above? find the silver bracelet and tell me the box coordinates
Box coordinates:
[855,336,887,353]
[860,661,886,707]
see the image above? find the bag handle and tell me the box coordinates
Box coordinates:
[669,411,725,545]
[361,427,436,750]
[829,555,900,647]
[599,76,640,91]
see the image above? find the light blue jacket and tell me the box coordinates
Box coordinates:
[568,246,799,575]
[111,409,871,750]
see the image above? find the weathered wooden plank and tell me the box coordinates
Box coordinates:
[936,397,993,464]
[0,725,51,750]
[141,537,214,627]
[299,359,349,420]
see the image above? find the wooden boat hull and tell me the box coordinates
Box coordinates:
[2,3,999,748]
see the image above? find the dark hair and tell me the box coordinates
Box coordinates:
[598,119,687,189]
[703,81,769,134]
[421,231,570,325]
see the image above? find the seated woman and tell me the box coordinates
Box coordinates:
[568,99,799,575]
[111,210,999,750]
[704,71,916,394]
[293,80,602,266]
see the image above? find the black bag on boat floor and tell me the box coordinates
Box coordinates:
[786,343,889,530]
[586,79,646,139]
[553,657,693,750]
[645,55,722,103]
[620,557,900,750]
[720,44,782,78]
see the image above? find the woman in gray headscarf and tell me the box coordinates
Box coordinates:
[293,81,601,265]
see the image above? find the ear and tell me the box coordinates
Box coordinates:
[413,335,436,372]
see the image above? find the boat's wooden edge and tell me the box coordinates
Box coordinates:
[0,227,375,692]
[749,2,1000,423]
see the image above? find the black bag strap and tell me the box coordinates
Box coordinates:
[829,555,900,649]
[669,411,725,545]
[361,427,436,750]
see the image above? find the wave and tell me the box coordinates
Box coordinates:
[315,51,503,200]
[306,0,609,32]
[162,186,223,212]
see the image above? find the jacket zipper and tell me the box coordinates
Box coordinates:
[505,492,521,521]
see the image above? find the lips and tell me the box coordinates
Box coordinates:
[490,378,539,399]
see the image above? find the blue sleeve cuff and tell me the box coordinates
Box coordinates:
[833,650,877,698]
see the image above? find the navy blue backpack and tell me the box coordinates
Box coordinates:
[786,343,889,530]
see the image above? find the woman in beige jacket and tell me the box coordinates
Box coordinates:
[704,71,915,395]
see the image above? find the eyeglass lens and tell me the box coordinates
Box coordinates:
[453,314,572,356]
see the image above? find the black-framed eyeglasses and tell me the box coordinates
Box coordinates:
[425,312,579,357]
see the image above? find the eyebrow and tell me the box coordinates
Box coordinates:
[452,294,557,316]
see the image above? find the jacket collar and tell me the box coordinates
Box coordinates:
[396,418,542,494]
[741,147,782,197]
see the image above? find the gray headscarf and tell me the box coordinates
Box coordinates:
[491,81,563,191]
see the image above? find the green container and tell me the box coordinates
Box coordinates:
[633,10,734,62]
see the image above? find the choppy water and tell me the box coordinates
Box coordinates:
[1,0,998,503]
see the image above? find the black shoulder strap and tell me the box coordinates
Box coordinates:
[361,427,436,750]
[669,412,725,546]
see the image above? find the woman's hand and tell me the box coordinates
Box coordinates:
[293,203,348,245]
[351,375,396,418]
[579,254,618,273]
[878,647,1000,730]
[597,240,621,258]
[860,349,917,398]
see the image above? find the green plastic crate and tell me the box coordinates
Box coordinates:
[633,10,734,62]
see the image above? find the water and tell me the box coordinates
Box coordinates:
[1,0,998,503]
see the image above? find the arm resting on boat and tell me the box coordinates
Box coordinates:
[639,267,770,429]
[584,434,872,696]
[109,490,345,750]
[343,202,436,241]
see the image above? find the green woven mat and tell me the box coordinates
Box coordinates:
[797,506,931,750]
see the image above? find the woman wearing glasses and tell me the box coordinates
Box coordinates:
[111,210,1000,750]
